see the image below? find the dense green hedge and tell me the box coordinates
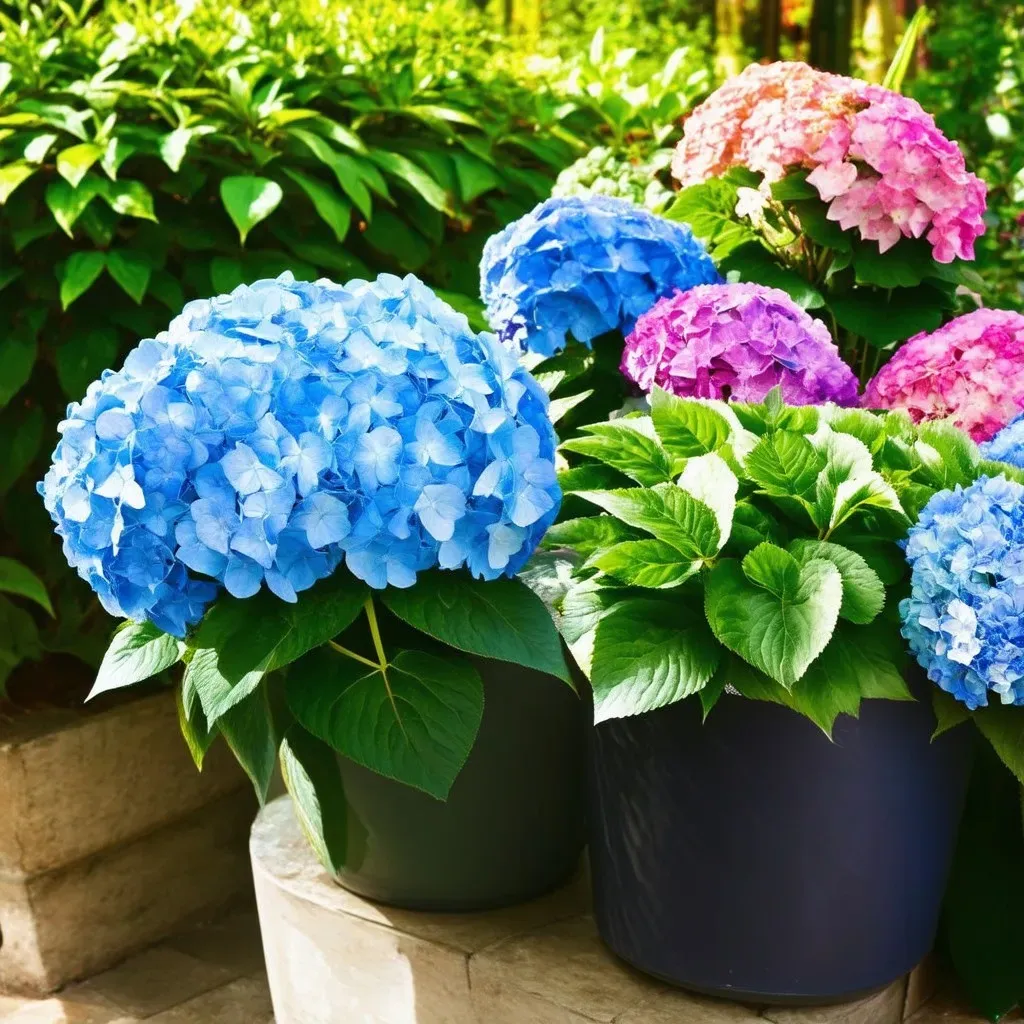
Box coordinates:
[0,0,712,688]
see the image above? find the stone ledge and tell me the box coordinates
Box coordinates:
[251,798,933,1024]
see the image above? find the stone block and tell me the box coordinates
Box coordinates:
[251,798,933,1024]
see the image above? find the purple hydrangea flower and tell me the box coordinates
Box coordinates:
[901,475,1024,709]
[620,282,859,405]
[480,195,721,357]
[40,273,560,637]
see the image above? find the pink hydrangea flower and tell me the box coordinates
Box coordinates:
[672,62,987,264]
[862,310,1024,442]
[621,282,859,406]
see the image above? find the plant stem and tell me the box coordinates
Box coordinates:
[327,640,380,671]
[364,597,388,669]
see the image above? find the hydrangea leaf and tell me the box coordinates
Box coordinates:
[649,387,732,458]
[576,484,720,561]
[281,167,351,244]
[105,249,151,304]
[559,577,628,679]
[176,680,216,771]
[220,176,283,244]
[55,326,118,398]
[560,418,672,486]
[218,682,279,803]
[285,646,483,800]
[381,573,570,683]
[542,517,640,558]
[705,544,843,688]
[590,598,719,722]
[592,539,698,589]
[972,705,1024,787]
[676,452,737,548]
[279,725,349,874]
[59,251,106,309]
[0,556,53,616]
[744,429,825,497]
[89,621,185,700]
[789,540,886,625]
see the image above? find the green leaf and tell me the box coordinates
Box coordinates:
[590,599,719,721]
[788,540,885,625]
[176,680,216,770]
[770,170,818,201]
[56,142,104,188]
[46,178,99,235]
[914,421,979,488]
[289,128,373,219]
[279,725,348,874]
[281,167,351,243]
[101,137,135,179]
[548,389,594,425]
[451,151,501,202]
[882,5,930,91]
[159,127,197,172]
[286,647,484,800]
[96,178,157,221]
[932,688,971,739]
[560,418,672,485]
[593,539,696,588]
[219,682,279,803]
[791,198,851,250]
[0,558,51,616]
[0,161,35,203]
[542,516,639,558]
[852,238,934,289]
[705,545,843,688]
[650,386,732,457]
[745,430,824,497]
[577,484,721,561]
[0,322,37,409]
[59,251,106,309]
[56,327,119,398]
[23,133,58,163]
[676,451,738,547]
[362,209,431,270]
[381,574,569,683]
[974,704,1024,786]
[666,177,759,257]
[719,242,825,308]
[828,286,945,347]
[90,622,184,700]
[558,463,631,494]
[371,149,452,214]
[105,249,151,303]
[220,176,283,244]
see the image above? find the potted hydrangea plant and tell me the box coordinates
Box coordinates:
[39,272,585,911]
[546,367,1024,1003]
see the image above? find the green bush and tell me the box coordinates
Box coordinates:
[0,0,713,691]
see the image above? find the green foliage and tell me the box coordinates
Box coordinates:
[552,387,988,735]
[1,0,706,691]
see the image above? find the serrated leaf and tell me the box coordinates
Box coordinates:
[789,540,885,624]
[381,574,569,683]
[285,646,483,800]
[973,703,1024,786]
[90,622,184,699]
[561,417,672,485]
[218,682,279,803]
[177,679,216,770]
[0,558,53,615]
[590,598,719,721]
[59,251,106,309]
[745,430,825,497]
[593,539,697,588]
[220,176,283,244]
[676,451,738,548]
[650,386,732,457]
[281,167,351,243]
[542,516,639,558]
[105,249,151,303]
[279,725,348,874]
[705,545,843,688]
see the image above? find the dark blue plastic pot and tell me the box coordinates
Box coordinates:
[587,684,973,1004]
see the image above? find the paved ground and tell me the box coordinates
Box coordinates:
[0,906,1012,1023]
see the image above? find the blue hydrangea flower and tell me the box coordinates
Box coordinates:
[40,273,561,637]
[479,194,721,357]
[980,412,1024,468]
[901,475,1024,709]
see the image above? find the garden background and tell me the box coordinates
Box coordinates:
[0,0,1022,706]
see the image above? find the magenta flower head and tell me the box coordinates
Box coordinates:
[862,309,1024,442]
[620,282,859,405]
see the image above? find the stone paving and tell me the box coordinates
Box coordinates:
[0,903,1011,1023]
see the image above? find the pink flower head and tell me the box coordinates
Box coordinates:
[621,282,859,406]
[672,62,987,264]
[862,310,1024,442]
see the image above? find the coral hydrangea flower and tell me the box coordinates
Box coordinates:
[901,475,1024,709]
[620,282,859,405]
[862,309,1024,442]
[40,273,561,636]
[479,195,720,358]
[672,62,987,263]
[981,413,1024,469]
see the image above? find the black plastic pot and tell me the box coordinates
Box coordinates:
[588,686,973,1004]
[331,657,586,912]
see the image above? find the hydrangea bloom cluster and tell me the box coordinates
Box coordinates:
[862,309,1024,442]
[671,61,987,263]
[981,412,1024,469]
[40,273,561,637]
[620,282,859,405]
[479,195,720,358]
[901,475,1024,709]
[552,146,673,212]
